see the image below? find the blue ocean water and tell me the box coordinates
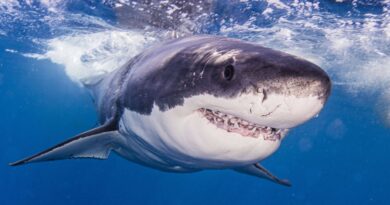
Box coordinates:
[0,0,389,204]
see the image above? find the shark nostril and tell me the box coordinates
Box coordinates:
[262,89,267,103]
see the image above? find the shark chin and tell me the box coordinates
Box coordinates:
[10,35,331,187]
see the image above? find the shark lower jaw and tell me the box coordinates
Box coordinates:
[198,108,288,141]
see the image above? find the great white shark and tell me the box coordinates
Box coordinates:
[11,35,331,187]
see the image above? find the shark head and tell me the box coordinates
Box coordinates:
[120,35,331,169]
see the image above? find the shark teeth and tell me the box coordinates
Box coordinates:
[199,108,286,141]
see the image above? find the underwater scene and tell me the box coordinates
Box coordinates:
[1,0,390,204]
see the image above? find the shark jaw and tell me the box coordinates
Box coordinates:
[118,91,326,169]
[198,108,289,141]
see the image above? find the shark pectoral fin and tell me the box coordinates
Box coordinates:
[10,120,123,166]
[234,163,292,187]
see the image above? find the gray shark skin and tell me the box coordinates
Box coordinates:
[11,35,331,187]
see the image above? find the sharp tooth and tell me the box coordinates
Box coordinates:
[229,118,238,123]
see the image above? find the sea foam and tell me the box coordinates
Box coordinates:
[25,30,156,85]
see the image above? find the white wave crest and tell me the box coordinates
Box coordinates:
[25,30,156,85]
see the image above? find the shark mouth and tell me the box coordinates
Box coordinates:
[198,108,288,141]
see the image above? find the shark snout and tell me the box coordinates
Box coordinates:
[316,70,331,102]
[268,54,331,101]
[251,58,331,129]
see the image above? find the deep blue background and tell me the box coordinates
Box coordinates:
[1,1,390,204]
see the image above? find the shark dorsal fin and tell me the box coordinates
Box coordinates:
[10,119,123,166]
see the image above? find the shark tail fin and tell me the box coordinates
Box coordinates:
[10,119,123,166]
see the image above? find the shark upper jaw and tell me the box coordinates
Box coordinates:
[188,88,329,144]
[190,89,326,128]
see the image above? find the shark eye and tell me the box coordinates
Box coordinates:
[223,65,235,81]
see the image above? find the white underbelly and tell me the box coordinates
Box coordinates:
[115,117,198,173]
